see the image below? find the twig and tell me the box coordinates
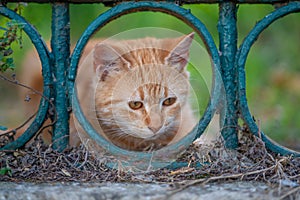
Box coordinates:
[0,73,57,141]
[0,73,46,101]
[257,119,262,139]
[77,149,89,169]
[33,122,54,140]
[0,112,36,136]
[289,174,300,179]
[169,163,278,195]
[0,73,56,116]
[279,186,300,200]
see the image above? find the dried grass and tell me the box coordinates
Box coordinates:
[0,127,299,199]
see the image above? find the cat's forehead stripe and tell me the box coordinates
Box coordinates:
[138,86,145,101]
[140,84,169,99]
[99,99,123,107]
[164,86,168,97]
[123,49,166,67]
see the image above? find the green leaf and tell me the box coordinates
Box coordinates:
[0,167,12,176]
[6,57,14,69]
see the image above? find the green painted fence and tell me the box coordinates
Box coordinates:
[1,0,299,170]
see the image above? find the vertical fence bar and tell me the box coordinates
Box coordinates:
[218,2,239,149]
[51,3,70,151]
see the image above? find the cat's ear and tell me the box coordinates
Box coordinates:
[165,32,194,72]
[93,43,130,78]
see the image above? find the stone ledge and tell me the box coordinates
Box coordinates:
[0,181,279,200]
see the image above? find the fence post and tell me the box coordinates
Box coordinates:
[50,3,70,151]
[218,2,239,149]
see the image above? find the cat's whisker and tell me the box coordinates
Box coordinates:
[109,132,130,141]
[89,117,126,124]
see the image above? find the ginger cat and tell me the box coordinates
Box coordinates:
[19,33,197,151]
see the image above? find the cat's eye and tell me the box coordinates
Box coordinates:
[128,101,143,110]
[162,97,177,106]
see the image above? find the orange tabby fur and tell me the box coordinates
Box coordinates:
[18,40,99,145]
[19,33,197,151]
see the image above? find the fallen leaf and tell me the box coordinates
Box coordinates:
[61,169,71,177]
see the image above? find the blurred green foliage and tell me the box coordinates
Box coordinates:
[0,166,12,176]
[1,3,300,149]
[0,20,23,72]
[0,4,24,72]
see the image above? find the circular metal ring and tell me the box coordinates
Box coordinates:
[237,2,300,156]
[69,1,222,170]
[0,6,51,150]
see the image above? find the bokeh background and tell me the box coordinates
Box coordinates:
[1,3,300,150]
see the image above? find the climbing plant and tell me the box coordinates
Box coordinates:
[0,4,24,72]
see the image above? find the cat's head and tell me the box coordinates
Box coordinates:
[93,33,195,151]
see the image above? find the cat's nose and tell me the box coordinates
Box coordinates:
[147,113,162,133]
[148,124,162,133]
[145,107,163,133]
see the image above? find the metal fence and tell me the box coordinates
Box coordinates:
[1,0,299,169]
